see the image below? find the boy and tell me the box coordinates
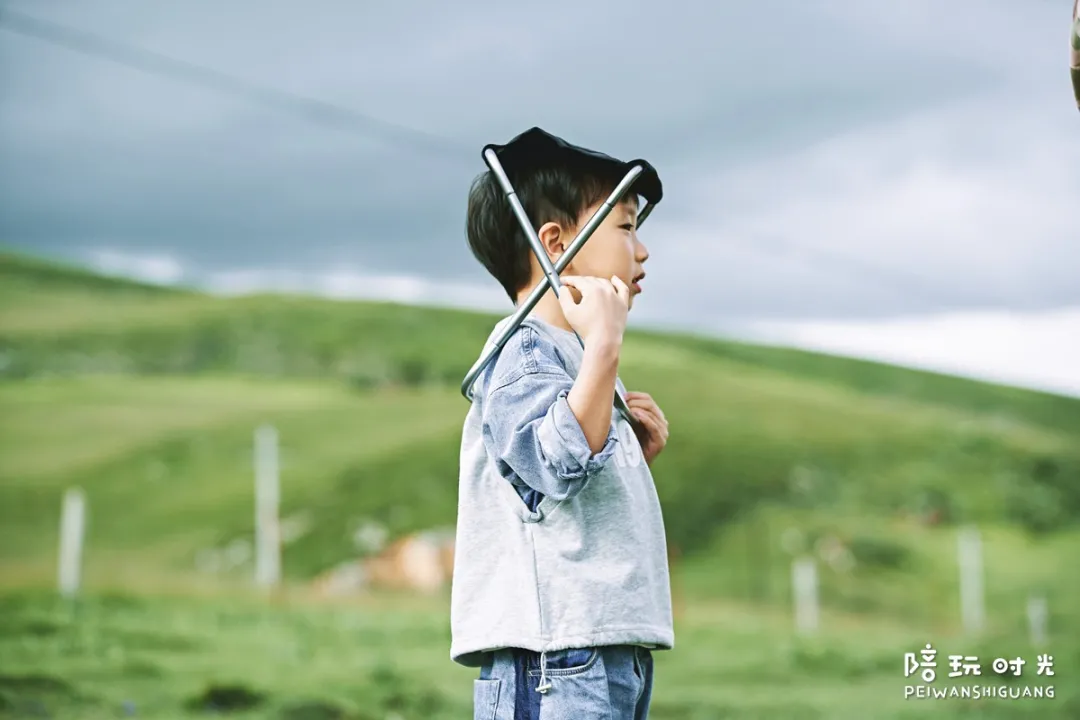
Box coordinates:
[451,128,674,720]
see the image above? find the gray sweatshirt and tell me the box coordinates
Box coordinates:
[450,314,675,667]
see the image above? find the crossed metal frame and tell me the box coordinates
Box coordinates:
[460,148,658,431]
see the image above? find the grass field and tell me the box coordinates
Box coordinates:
[1,251,1078,718]
[3,587,1074,719]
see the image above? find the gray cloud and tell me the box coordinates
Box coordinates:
[1,0,1076,322]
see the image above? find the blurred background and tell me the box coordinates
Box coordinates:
[1,1,1078,718]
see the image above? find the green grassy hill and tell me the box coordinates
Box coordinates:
[2,250,1078,718]
[3,249,1077,573]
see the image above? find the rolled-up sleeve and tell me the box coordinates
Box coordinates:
[482,367,618,503]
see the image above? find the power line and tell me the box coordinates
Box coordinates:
[0,8,471,161]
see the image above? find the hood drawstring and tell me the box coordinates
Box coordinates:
[535,650,552,693]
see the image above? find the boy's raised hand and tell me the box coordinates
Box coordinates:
[558,275,630,346]
[626,391,669,466]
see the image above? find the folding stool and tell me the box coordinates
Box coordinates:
[459,127,664,432]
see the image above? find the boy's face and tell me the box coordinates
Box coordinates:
[538,198,650,309]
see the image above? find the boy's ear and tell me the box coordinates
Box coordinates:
[537,221,566,261]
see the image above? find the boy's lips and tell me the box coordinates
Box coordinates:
[632,272,645,292]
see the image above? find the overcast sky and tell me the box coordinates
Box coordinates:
[1,0,1078,396]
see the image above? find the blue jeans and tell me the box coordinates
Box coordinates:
[473,645,654,720]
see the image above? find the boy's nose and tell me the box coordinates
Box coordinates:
[635,238,650,263]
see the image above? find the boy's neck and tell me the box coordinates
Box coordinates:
[515,288,574,334]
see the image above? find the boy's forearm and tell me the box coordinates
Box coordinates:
[566,337,621,454]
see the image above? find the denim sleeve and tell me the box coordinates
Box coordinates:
[481,331,618,502]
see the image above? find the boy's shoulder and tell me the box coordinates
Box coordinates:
[481,318,574,397]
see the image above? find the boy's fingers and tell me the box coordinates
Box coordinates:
[559,276,587,290]
[557,276,598,305]
[632,408,667,440]
[627,393,666,423]
[611,276,630,305]
[643,407,668,435]
[561,276,603,295]
[557,285,581,307]
[631,404,662,427]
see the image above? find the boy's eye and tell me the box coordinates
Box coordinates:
[620,223,635,231]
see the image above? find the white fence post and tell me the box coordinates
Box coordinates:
[1027,595,1048,646]
[58,487,87,598]
[957,526,985,635]
[792,557,819,635]
[254,425,281,589]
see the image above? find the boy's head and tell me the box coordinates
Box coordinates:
[466,143,653,310]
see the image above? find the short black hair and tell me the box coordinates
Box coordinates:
[465,155,638,302]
